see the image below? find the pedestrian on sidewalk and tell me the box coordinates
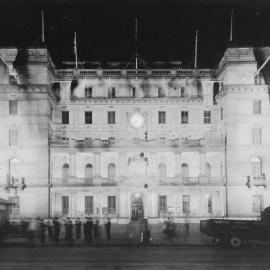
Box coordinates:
[65,218,73,246]
[83,217,93,244]
[105,218,111,241]
[93,219,101,245]
[40,219,45,245]
[53,217,60,245]
[46,219,53,242]
[75,217,82,241]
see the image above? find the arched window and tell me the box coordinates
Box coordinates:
[9,158,20,178]
[181,163,189,178]
[206,163,211,180]
[251,157,262,177]
[85,163,93,179]
[108,163,116,179]
[62,163,69,179]
[159,163,166,181]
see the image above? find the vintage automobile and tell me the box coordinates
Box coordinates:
[200,207,270,248]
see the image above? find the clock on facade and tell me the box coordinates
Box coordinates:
[130,112,144,128]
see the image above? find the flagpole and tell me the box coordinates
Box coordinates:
[194,30,198,69]
[42,10,45,43]
[230,9,233,43]
[74,32,78,69]
[135,17,138,70]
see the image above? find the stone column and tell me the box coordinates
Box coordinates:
[199,152,206,176]
[69,152,76,177]
[94,152,101,177]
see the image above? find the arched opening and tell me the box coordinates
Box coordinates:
[9,158,20,178]
[131,193,144,221]
[181,163,189,179]
[251,157,262,177]
[108,163,116,179]
[159,163,166,182]
[62,163,69,179]
[85,163,93,179]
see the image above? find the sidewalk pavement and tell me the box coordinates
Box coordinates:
[2,234,270,248]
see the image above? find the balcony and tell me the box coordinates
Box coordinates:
[247,175,267,187]
[51,177,119,187]
[159,176,224,186]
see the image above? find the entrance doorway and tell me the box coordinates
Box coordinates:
[131,193,144,221]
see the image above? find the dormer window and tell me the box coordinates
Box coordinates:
[85,87,92,98]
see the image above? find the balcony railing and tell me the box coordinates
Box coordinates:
[247,175,267,187]
[51,177,119,187]
[55,68,216,78]
[159,176,224,186]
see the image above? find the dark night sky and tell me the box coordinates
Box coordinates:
[1,0,270,68]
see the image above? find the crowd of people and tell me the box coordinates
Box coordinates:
[24,217,112,245]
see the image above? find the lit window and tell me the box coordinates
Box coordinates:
[158,111,166,124]
[85,111,92,124]
[182,195,190,215]
[253,100,261,114]
[252,128,261,145]
[108,111,115,124]
[204,111,211,124]
[62,111,69,124]
[9,100,18,115]
[181,111,188,124]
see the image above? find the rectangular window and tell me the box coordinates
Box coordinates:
[207,194,213,214]
[252,128,261,145]
[158,195,167,211]
[182,195,190,215]
[132,87,136,98]
[108,111,115,124]
[181,111,188,124]
[62,111,69,124]
[9,100,18,115]
[158,111,166,124]
[181,87,185,97]
[62,196,69,216]
[9,129,18,146]
[9,196,20,216]
[253,100,261,114]
[221,107,223,120]
[85,87,92,98]
[158,87,165,98]
[85,196,94,215]
[204,111,211,124]
[252,195,263,213]
[108,196,116,214]
[108,87,116,98]
[85,111,92,124]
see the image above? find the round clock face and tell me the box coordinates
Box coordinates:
[130,113,144,128]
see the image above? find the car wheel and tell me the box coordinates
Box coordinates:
[229,236,242,248]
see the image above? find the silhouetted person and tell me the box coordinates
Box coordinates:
[53,217,60,244]
[65,218,73,246]
[46,219,53,241]
[93,219,100,244]
[84,218,93,243]
[40,219,45,244]
[75,218,82,241]
[105,218,111,241]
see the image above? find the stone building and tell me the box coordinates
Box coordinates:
[0,46,269,229]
